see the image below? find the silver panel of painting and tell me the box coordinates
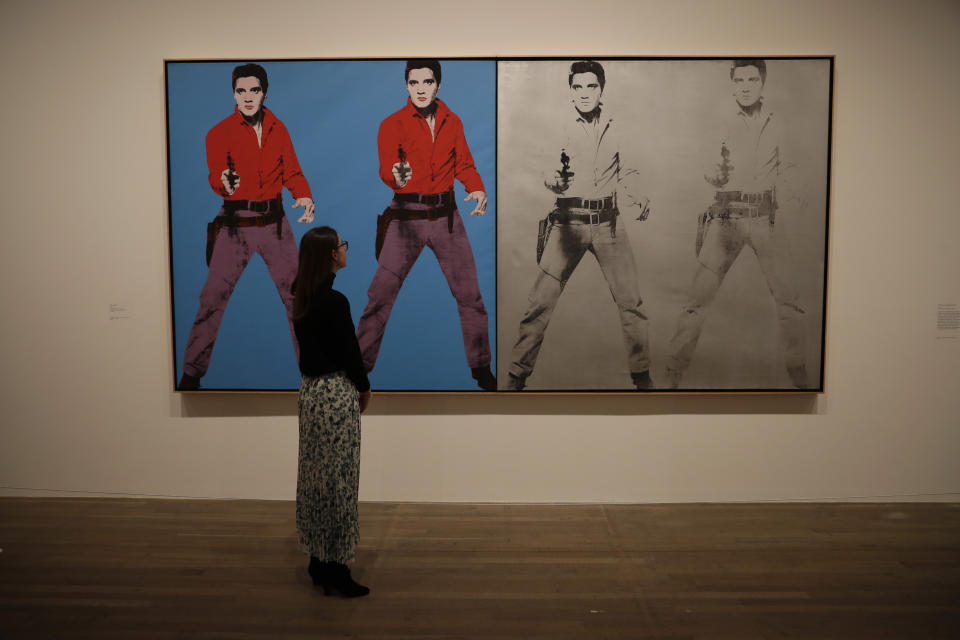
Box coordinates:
[496,58,831,392]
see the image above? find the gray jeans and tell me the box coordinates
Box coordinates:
[509,210,650,380]
[666,214,806,386]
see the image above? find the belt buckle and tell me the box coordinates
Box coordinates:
[589,211,600,225]
[722,191,740,205]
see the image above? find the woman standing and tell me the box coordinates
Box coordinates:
[292,226,372,598]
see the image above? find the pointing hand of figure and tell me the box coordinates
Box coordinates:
[544,175,567,194]
[220,169,240,195]
[784,193,808,216]
[392,162,412,188]
[707,153,734,188]
[292,197,315,223]
[635,196,652,221]
[544,164,574,194]
[465,191,487,216]
[706,164,733,188]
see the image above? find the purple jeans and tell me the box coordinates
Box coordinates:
[181,208,299,378]
[356,207,491,371]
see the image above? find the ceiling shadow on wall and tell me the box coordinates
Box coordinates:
[177,391,819,418]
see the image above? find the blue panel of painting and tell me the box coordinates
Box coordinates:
[167,59,496,391]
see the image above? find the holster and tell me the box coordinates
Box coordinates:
[206,221,218,266]
[695,210,710,257]
[375,206,392,261]
[536,215,551,264]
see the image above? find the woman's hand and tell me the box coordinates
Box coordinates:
[358,390,372,414]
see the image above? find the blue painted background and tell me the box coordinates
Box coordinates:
[167,60,496,391]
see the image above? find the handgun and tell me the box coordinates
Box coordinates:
[225,152,239,190]
[558,148,574,190]
[717,143,731,185]
[396,144,411,183]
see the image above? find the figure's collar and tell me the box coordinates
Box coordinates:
[232,105,274,127]
[405,97,449,120]
[735,99,766,119]
[573,103,609,125]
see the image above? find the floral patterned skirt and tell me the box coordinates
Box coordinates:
[297,371,360,563]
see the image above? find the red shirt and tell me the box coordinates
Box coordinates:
[206,107,312,201]
[377,98,484,195]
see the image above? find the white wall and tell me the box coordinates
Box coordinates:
[1,0,958,502]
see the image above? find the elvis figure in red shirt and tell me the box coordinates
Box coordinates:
[178,63,315,390]
[355,59,496,390]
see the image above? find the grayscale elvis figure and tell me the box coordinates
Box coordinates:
[178,63,315,390]
[355,59,496,391]
[505,60,654,391]
[664,59,809,389]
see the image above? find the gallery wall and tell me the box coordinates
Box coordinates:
[1,0,958,502]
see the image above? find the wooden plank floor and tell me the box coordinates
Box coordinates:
[1,500,959,639]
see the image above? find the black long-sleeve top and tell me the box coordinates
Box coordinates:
[294,275,370,393]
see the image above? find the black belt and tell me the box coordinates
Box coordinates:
[215,208,284,228]
[549,208,618,225]
[385,199,455,233]
[555,196,615,211]
[715,190,774,206]
[222,196,282,214]
[218,197,285,240]
[712,205,770,220]
[393,190,454,206]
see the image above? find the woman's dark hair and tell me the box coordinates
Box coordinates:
[292,226,339,321]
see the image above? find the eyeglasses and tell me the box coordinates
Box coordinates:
[338,240,349,251]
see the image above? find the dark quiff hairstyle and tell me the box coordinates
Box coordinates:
[568,60,606,91]
[405,59,442,86]
[730,59,767,83]
[232,63,269,95]
[291,226,340,321]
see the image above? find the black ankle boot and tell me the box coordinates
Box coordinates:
[307,556,326,586]
[506,373,527,391]
[471,366,497,391]
[631,370,653,390]
[324,562,370,598]
[178,372,201,390]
